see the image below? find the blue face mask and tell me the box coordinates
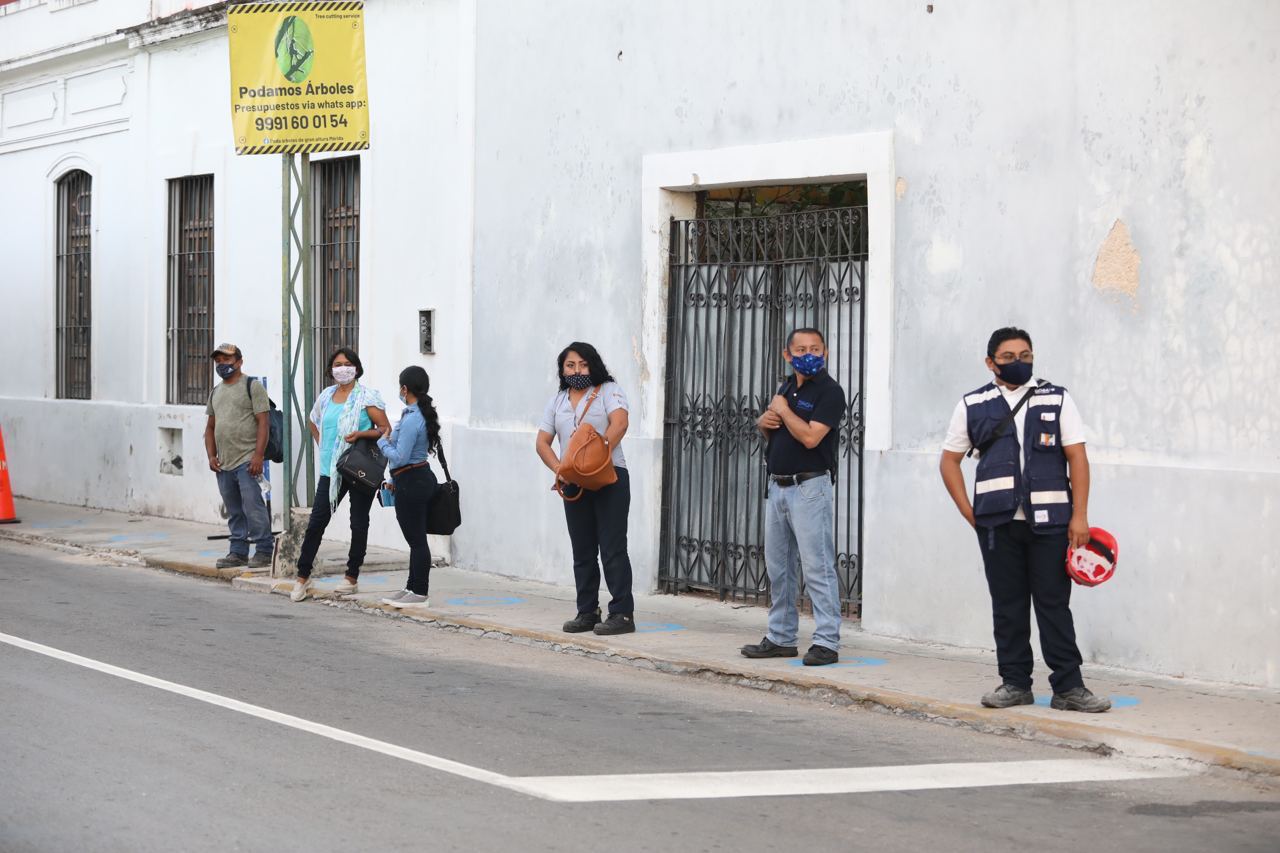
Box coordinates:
[995,360,1033,387]
[790,353,825,377]
[565,374,593,390]
[215,363,236,380]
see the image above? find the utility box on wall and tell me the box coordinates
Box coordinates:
[419,310,435,354]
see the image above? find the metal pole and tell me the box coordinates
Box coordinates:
[300,152,315,501]
[281,153,294,531]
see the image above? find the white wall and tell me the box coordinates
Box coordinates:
[0,0,474,554]
[2,0,1277,687]
[457,0,1280,687]
[0,0,150,61]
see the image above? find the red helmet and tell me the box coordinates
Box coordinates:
[1066,528,1118,587]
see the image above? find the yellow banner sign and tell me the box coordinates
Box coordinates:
[228,1,369,155]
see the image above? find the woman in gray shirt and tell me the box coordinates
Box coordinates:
[535,342,635,636]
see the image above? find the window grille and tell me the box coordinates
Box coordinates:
[312,156,360,388]
[55,170,92,400]
[660,203,869,614]
[167,175,215,405]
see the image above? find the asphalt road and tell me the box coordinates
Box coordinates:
[1,541,1277,852]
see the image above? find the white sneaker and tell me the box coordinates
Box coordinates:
[334,580,359,595]
[290,580,312,602]
[389,593,430,608]
[380,589,411,605]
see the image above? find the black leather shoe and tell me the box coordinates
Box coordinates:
[803,645,839,666]
[741,637,799,658]
[593,613,636,635]
[562,609,601,633]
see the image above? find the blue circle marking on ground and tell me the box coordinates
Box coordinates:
[445,595,526,606]
[786,657,888,668]
[636,622,686,633]
[1033,694,1140,709]
[198,549,225,558]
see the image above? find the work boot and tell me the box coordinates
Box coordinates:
[562,609,601,633]
[980,682,1035,708]
[803,645,839,666]
[741,637,798,659]
[593,613,636,636]
[247,553,272,569]
[1050,686,1112,713]
[216,553,248,569]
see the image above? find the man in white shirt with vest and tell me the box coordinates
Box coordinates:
[939,327,1110,713]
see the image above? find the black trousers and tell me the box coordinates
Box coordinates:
[393,466,438,596]
[978,521,1084,694]
[296,474,376,580]
[563,467,634,616]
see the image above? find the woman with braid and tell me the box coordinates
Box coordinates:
[378,365,443,608]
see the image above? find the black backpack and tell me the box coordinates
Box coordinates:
[245,377,285,463]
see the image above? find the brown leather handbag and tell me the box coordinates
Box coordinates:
[555,387,618,501]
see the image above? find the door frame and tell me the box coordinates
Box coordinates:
[637,132,897,600]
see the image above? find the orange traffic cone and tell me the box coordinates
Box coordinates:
[0,425,19,524]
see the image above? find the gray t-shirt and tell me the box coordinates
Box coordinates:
[206,377,270,471]
[538,382,628,469]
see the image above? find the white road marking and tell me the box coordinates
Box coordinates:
[0,630,510,790]
[506,761,1182,802]
[1,631,1181,803]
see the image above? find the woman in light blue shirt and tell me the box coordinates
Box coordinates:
[535,342,634,636]
[291,348,389,602]
[378,365,441,608]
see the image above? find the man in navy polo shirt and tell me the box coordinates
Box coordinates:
[742,328,846,666]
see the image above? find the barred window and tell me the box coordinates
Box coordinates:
[167,175,215,405]
[313,156,360,388]
[55,170,92,400]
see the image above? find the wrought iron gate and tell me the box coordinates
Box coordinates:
[658,205,868,614]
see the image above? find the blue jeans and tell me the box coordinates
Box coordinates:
[765,475,841,651]
[215,462,273,558]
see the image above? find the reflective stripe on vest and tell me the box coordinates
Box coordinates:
[964,381,1072,532]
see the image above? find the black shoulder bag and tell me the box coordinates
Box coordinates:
[336,438,387,491]
[425,442,462,535]
[965,381,1044,459]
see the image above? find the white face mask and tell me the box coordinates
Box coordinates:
[332,365,357,385]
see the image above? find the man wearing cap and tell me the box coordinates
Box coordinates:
[939,326,1110,713]
[205,343,273,569]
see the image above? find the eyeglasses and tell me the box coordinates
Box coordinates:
[992,352,1034,365]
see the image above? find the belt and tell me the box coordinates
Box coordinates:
[391,461,430,478]
[769,471,827,487]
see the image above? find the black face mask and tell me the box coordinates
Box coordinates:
[215,363,236,380]
[565,374,593,390]
[995,359,1033,387]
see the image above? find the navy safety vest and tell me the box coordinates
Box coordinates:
[965,380,1072,532]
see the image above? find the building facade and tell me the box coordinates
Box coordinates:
[2,0,1277,687]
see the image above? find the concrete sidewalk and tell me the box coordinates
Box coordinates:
[0,497,405,579]
[4,497,1278,784]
